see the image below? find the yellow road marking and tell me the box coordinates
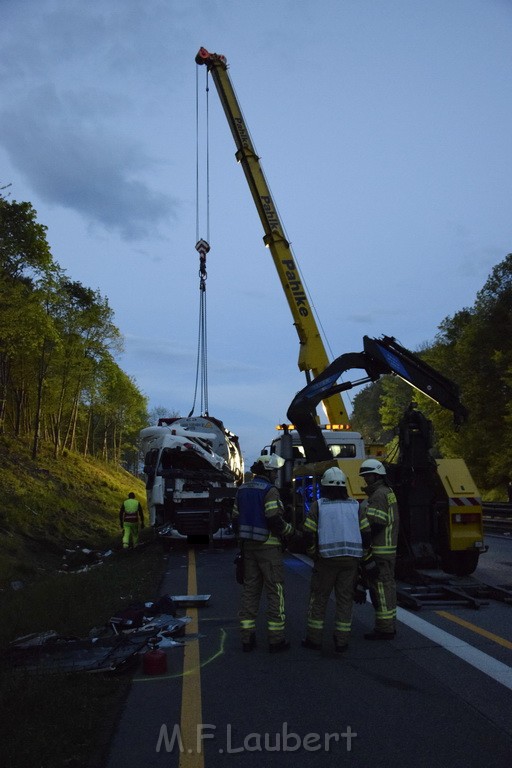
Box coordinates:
[179,547,203,768]
[436,611,512,650]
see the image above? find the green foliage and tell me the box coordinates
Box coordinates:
[350,254,512,498]
[351,379,394,444]
[0,197,149,463]
[0,434,147,585]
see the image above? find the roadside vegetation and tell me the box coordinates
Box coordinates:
[351,253,512,501]
[0,436,167,768]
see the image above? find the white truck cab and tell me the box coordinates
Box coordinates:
[266,425,366,494]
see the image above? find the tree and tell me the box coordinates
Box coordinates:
[432,254,512,488]
[350,379,393,445]
[147,405,179,426]
[0,196,148,467]
[0,199,57,442]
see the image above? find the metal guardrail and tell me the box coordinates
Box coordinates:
[482,502,512,534]
[482,502,512,515]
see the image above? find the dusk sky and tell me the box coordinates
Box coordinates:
[1,0,511,463]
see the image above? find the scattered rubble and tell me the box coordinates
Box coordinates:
[2,592,207,674]
[59,545,114,574]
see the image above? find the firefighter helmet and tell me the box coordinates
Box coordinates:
[359,459,386,476]
[256,454,285,470]
[321,467,347,486]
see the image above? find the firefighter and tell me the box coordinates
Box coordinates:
[358,459,399,639]
[119,492,145,550]
[232,454,293,653]
[302,467,373,653]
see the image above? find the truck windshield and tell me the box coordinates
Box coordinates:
[293,444,357,459]
[329,444,357,458]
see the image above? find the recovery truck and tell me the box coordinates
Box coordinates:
[286,334,485,576]
[196,48,484,575]
[140,415,243,541]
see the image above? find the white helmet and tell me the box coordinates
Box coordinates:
[359,458,386,476]
[257,454,285,470]
[321,467,347,486]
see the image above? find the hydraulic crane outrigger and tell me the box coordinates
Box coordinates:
[195,47,349,427]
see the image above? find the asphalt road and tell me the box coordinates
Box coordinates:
[105,537,512,768]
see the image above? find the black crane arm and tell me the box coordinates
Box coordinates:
[287,335,468,463]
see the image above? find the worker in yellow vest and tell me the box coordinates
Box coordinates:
[119,492,145,549]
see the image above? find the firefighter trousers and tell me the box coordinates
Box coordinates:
[122,522,140,549]
[305,557,359,647]
[368,556,397,633]
[238,543,286,645]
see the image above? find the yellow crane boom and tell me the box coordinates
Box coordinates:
[195,47,350,427]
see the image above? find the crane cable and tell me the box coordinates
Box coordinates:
[189,66,211,418]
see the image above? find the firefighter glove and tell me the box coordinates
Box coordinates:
[363,558,379,581]
[353,581,367,604]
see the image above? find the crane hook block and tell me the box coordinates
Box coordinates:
[196,239,210,280]
[195,239,210,257]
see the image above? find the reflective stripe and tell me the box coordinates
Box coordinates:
[239,524,269,541]
[307,619,324,630]
[240,619,256,630]
[372,545,396,556]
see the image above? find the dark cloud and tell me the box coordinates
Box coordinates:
[0,1,198,239]
[0,85,176,240]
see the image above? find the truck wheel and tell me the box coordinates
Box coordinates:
[441,550,479,577]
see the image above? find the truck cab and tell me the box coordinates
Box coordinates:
[265,424,366,502]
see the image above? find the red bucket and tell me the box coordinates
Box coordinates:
[142,648,167,675]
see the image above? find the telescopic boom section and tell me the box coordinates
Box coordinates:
[195,47,350,427]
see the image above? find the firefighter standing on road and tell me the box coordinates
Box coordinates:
[358,459,399,640]
[232,454,293,653]
[302,467,373,653]
[119,492,145,550]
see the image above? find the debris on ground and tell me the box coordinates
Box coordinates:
[3,592,201,674]
[59,545,114,574]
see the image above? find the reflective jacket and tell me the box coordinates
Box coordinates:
[235,477,273,541]
[304,498,371,559]
[317,498,363,558]
[360,479,398,558]
[121,498,140,523]
[234,476,292,545]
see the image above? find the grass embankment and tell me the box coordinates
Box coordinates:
[0,436,168,768]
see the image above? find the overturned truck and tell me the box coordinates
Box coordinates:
[140,415,244,541]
